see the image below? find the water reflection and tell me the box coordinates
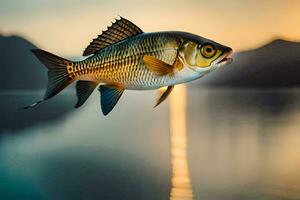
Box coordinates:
[1,88,300,199]
[169,85,193,200]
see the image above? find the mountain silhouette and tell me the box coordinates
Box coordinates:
[197,39,300,88]
[0,35,48,90]
[0,34,75,132]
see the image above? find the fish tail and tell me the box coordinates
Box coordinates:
[23,49,75,109]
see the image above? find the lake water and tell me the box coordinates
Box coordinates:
[0,86,300,200]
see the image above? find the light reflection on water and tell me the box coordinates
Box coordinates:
[169,85,193,200]
[1,88,300,199]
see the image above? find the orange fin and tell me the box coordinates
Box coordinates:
[173,56,184,71]
[154,85,174,108]
[143,55,174,76]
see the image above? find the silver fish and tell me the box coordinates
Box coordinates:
[24,17,233,115]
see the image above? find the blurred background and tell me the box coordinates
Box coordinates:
[1,0,300,199]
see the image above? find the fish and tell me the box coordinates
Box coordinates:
[24,16,233,115]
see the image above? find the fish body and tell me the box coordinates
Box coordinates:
[25,17,233,115]
[74,32,181,90]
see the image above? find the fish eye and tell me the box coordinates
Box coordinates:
[200,44,216,58]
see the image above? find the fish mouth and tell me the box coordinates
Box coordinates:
[218,56,233,64]
[215,50,233,66]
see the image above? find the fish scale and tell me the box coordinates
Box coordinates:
[73,32,181,89]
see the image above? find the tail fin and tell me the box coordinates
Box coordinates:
[23,49,74,109]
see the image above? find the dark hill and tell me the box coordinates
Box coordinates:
[0,35,47,90]
[0,35,76,132]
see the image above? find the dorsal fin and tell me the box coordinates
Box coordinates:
[83,17,143,56]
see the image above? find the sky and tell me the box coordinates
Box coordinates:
[1,0,300,56]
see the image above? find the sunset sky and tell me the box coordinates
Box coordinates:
[1,0,300,56]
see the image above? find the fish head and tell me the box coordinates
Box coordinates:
[179,37,233,74]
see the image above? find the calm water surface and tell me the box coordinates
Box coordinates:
[0,86,300,200]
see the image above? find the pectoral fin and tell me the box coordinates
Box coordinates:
[75,81,98,108]
[154,85,174,108]
[173,56,184,71]
[143,55,174,76]
[99,85,125,116]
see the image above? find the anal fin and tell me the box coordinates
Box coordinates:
[99,85,125,116]
[75,81,98,108]
[154,85,174,108]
